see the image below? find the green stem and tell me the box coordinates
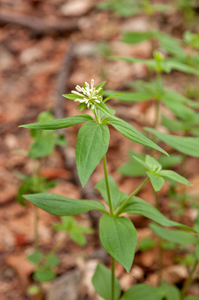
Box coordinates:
[103,155,114,216]
[181,260,198,299]
[115,177,149,217]
[111,257,115,300]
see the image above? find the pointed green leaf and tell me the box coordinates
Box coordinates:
[147,172,165,191]
[150,223,198,244]
[99,215,137,272]
[19,114,93,130]
[95,102,115,117]
[76,120,110,186]
[105,116,168,155]
[104,91,154,102]
[122,31,154,44]
[103,93,124,103]
[23,193,107,215]
[162,90,197,121]
[92,263,121,300]
[121,284,164,300]
[96,81,106,89]
[158,155,183,168]
[95,176,128,210]
[159,170,192,186]
[121,196,194,231]
[62,94,83,100]
[145,128,199,157]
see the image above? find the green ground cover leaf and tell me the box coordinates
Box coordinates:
[121,284,164,300]
[160,282,180,300]
[76,120,110,186]
[122,31,154,44]
[145,128,199,157]
[92,263,121,300]
[99,215,137,272]
[23,193,107,215]
[150,223,198,244]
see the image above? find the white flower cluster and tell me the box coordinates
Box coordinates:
[71,79,102,110]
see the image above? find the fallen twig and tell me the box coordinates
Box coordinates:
[0,11,78,34]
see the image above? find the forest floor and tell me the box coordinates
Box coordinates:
[0,0,199,299]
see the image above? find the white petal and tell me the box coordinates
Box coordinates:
[71,91,83,97]
[91,79,94,89]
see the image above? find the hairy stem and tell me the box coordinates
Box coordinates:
[181,260,198,299]
[115,177,149,217]
[103,155,114,216]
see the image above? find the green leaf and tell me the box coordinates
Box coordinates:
[162,90,197,121]
[139,238,155,251]
[45,253,59,268]
[121,196,194,231]
[185,297,199,300]
[145,155,162,173]
[23,193,107,215]
[62,94,83,100]
[33,269,56,282]
[99,215,137,272]
[105,116,168,155]
[92,263,121,300]
[160,282,180,300]
[194,213,199,233]
[122,31,154,44]
[118,160,146,177]
[96,81,106,89]
[159,170,192,186]
[28,251,44,265]
[132,156,148,169]
[104,91,154,102]
[121,284,164,300]
[145,128,199,157]
[76,120,110,187]
[95,102,115,118]
[103,93,124,103]
[161,114,185,132]
[28,135,55,158]
[195,245,199,261]
[19,114,93,130]
[158,155,183,168]
[150,223,198,244]
[95,176,128,210]
[147,172,165,192]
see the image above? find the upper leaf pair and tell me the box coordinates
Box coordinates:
[132,154,192,191]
